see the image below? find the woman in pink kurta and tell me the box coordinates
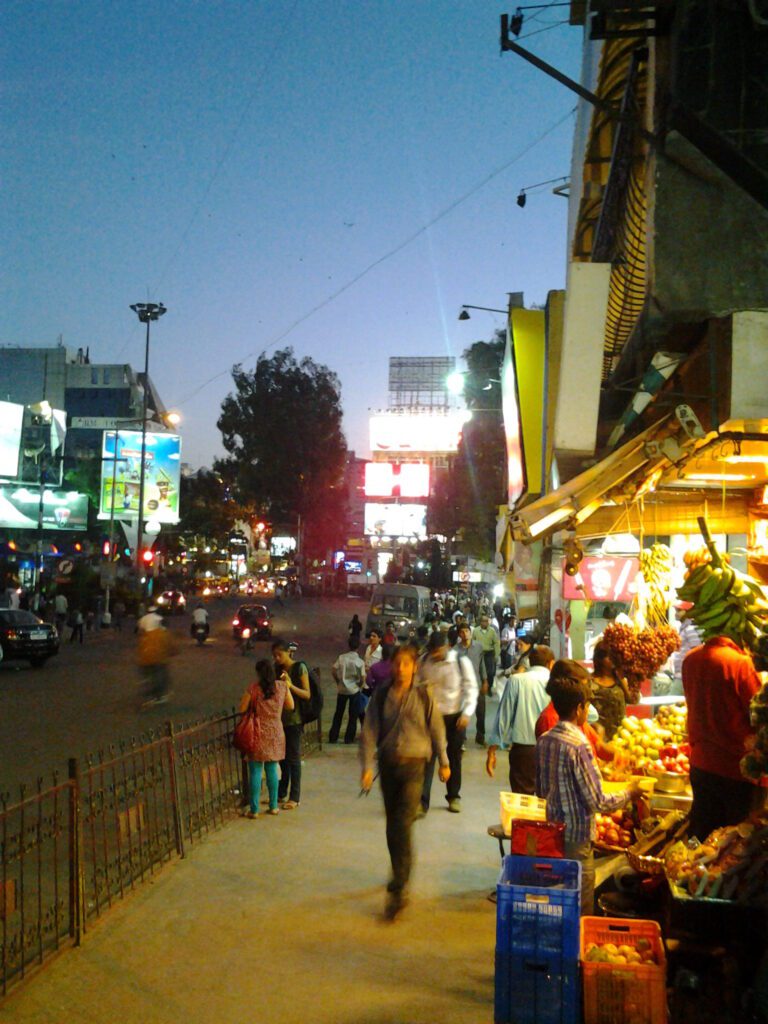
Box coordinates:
[239,658,294,817]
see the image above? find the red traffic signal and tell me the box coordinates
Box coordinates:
[141,549,155,564]
[102,540,111,557]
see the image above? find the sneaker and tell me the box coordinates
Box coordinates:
[447,799,461,813]
[384,891,409,921]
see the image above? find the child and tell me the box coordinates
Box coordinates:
[536,660,643,914]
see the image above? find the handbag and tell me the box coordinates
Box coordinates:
[233,693,259,757]
[509,818,566,858]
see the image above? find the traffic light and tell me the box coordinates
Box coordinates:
[102,540,111,557]
[142,549,155,565]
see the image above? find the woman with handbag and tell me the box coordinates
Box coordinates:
[236,658,295,818]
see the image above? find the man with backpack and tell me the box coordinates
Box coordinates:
[329,638,365,744]
[272,639,312,810]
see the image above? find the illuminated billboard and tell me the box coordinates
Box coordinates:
[0,401,24,479]
[369,412,466,454]
[99,430,181,524]
[364,462,430,498]
[0,486,88,530]
[364,502,427,538]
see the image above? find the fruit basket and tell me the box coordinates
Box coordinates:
[626,810,688,877]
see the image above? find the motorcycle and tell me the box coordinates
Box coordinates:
[193,622,208,646]
[240,626,255,656]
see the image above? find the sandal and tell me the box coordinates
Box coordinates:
[281,800,299,810]
[240,810,259,819]
[267,808,280,816]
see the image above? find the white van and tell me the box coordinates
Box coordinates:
[365,584,432,640]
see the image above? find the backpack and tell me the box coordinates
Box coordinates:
[296,663,324,725]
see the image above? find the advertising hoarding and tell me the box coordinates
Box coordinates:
[364,502,427,538]
[364,462,430,497]
[369,412,466,454]
[99,430,181,524]
[0,486,88,530]
[0,401,24,479]
[561,555,640,602]
[271,536,296,557]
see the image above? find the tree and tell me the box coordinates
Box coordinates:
[443,332,507,561]
[177,469,243,547]
[216,348,348,562]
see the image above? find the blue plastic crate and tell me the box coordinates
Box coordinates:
[496,855,582,960]
[495,952,580,1024]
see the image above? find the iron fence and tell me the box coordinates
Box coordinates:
[1,707,322,996]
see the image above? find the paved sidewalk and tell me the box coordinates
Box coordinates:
[1,740,502,1023]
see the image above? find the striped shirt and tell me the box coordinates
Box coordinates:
[535,721,630,845]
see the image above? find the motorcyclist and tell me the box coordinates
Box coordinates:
[191,602,209,638]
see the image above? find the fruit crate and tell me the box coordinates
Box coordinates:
[496,855,581,960]
[500,791,547,834]
[581,916,668,1024]
[495,952,579,1024]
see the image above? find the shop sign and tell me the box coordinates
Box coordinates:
[562,555,640,602]
[452,570,482,583]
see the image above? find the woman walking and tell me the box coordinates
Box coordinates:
[239,658,295,818]
[360,644,449,920]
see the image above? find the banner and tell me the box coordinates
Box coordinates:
[0,401,24,479]
[0,486,88,531]
[99,430,181,524]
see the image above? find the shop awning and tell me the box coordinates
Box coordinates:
[510,418,671,543]
[574,489,752,539]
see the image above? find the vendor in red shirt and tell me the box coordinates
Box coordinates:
[682,635,761,840]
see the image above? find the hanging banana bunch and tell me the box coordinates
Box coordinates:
[638,542,674,629]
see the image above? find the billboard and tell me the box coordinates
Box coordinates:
[562,555,640,602]
[0,486,88,531]
[369,412,466,454]
[0,402,24,479]
[364,502,427,538]
[99,430,181,524]
[364,462,430,498]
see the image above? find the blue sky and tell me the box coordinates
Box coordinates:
[1,1,581,467]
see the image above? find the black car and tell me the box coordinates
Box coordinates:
[0,609,60,668]
[156,590,187,615]
[232,604,272,640]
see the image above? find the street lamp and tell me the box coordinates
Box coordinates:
[458,304,507,320]
[129,302,167,582]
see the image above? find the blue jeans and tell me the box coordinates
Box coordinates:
[249,760,280,812]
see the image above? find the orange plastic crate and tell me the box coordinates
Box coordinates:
[580,917,668,1024]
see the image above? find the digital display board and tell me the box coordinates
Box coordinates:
[0,486,88,531]
[364,502,427,538]
[271,536,296,557]
[99,430,181,524]
[0,401,24,479]
[369,412,466,454]
[364,462,430,498]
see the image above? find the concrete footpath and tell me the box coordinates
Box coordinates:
[1,739,503,1024]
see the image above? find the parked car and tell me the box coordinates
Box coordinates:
[156,590,187,615]
[0,609,60,668]
[232,604,272,641]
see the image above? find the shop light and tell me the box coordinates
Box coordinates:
[685,473,753,482]
[723,455,768,464]
[573,500,604,525]
[527,506,575,538]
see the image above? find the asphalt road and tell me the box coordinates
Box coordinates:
[0,594,370,795]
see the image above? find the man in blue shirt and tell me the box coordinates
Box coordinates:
[485,645,555,794]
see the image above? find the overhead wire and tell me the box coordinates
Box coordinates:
[173,104,577,408]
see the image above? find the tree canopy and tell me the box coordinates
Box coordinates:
[216,347,348,558]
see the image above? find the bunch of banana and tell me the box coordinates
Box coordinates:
[639,543,674,627]
[677,557,768,648]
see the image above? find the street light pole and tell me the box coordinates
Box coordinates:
[129,302,167,583]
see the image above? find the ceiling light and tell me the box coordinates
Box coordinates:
[685,473,753,482]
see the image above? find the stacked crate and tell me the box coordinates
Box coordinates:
[581,917,668,1024]
[495,855,581,1024]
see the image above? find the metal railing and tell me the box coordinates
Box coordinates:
[1,708,322,996]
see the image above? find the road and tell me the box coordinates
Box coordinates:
[0,594,369,795]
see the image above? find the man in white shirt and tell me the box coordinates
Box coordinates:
[191,602,209,637]
[486,646,555,795]
[419,630,478,814]
[54,592,68,631]
[329,639,366,744]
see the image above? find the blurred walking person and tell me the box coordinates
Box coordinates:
[137,604,174,707]
[471,613,499,745]
[238,658,295,818]
[360,644,449,920]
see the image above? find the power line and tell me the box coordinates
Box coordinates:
[173,105,577,408]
